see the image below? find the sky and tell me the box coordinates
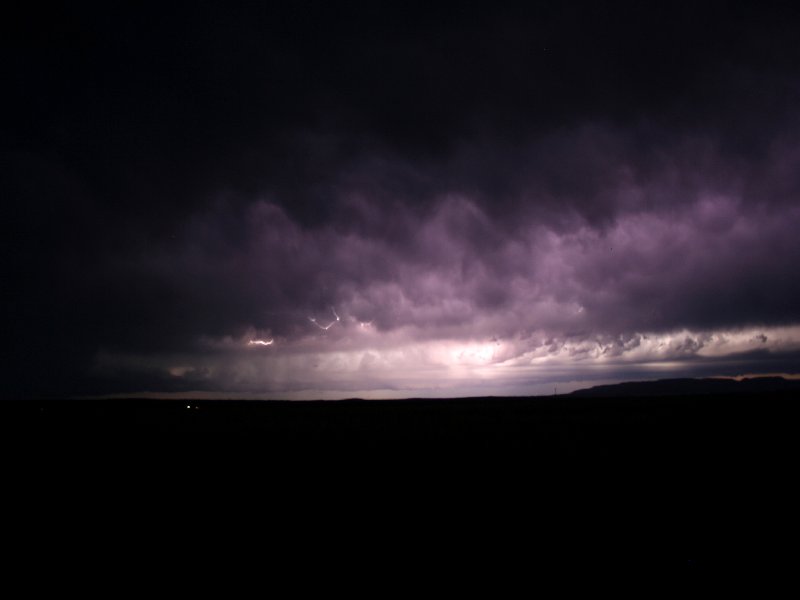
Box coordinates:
[3,1,800,398]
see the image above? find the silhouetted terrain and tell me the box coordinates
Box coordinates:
[570,376,800,397]
[4,385,796,572]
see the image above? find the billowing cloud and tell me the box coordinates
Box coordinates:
[3,3,800,397]
[83,127,800,396]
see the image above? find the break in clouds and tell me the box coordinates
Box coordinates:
[89,123,800,397]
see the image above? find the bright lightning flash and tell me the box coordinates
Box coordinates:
[309,307,341,331]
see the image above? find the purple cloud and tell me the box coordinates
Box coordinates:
[5,3,800,398]
[80,121,800,397]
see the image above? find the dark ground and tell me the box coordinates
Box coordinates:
[4,392,796,576]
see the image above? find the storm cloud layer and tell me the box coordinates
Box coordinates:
[3,1,800,397]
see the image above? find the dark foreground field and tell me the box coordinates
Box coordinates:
[4,392,796,574]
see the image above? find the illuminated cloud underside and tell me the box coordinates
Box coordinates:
[93,324,800,398]
[87,175,800,398]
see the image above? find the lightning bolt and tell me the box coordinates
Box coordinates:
[309,307,341,331]
[248,339,274,346]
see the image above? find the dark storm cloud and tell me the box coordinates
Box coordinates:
[3,1,800,396]
[80,128,800,396]
[163,149,800,342]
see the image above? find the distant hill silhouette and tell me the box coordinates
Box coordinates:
[569,376,800,397]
